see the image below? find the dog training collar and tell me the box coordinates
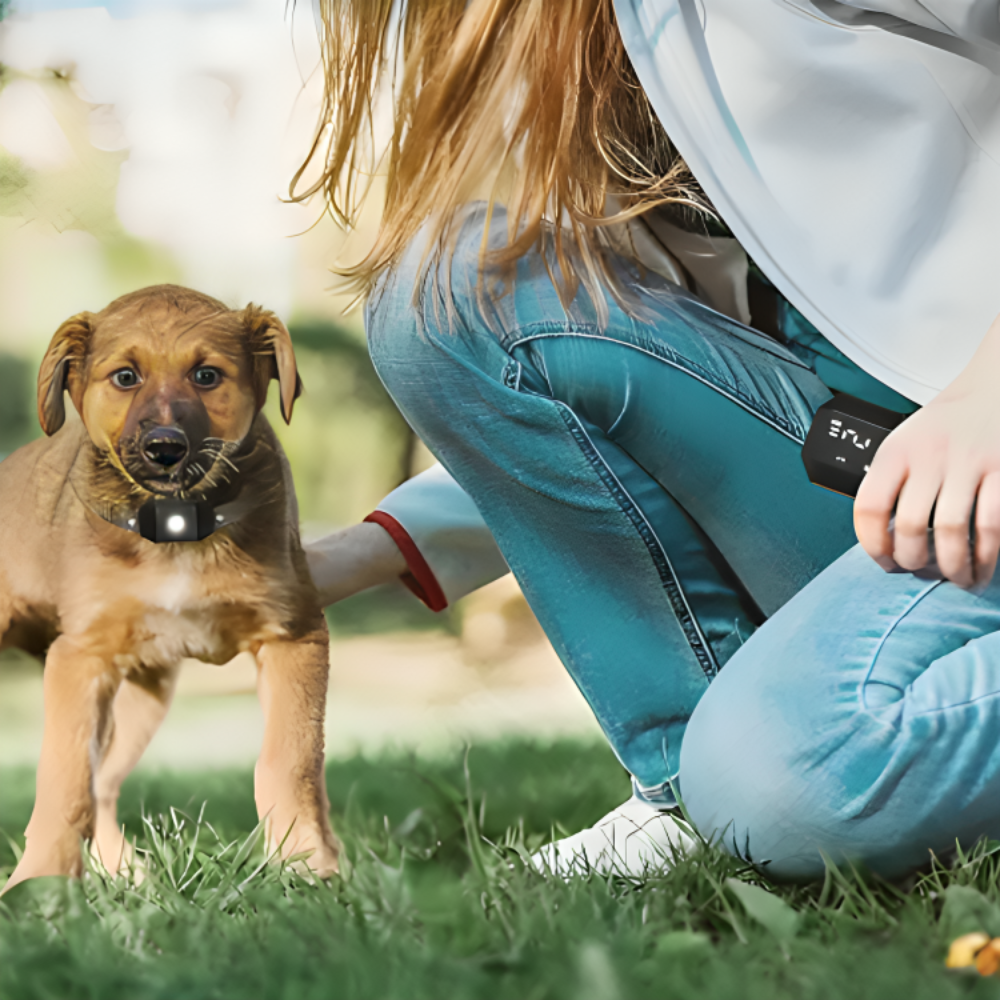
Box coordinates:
[801,393,912,498]
[99,496,250,543]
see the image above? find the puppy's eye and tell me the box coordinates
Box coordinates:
[110,368,140,389]
[191,366,222,388]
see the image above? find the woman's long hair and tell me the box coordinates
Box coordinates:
[293,0,706,316]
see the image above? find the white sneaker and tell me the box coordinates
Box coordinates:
[531,795,696,878]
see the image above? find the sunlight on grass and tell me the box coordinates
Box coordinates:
[0,741,996,1000]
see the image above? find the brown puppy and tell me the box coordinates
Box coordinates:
[0,284,338,891]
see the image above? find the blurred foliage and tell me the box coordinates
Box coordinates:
[326,582,461,637]
[267,317,419,526]
[288,317,418,489]
[0,73,128,238]
[101,236,184,291]
[0,151,29,211]
[289,319,387,403]
[0,352,33,455]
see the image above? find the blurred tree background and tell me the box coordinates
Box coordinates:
[0,353,31,455]
[0,46,424,528]
[270,318,420,527]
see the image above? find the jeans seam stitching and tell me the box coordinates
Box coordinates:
[553,400,719,682]
[508,327,806,444]
[911,687,1000,716]
[859,579,946,713]
[509,318,811,371]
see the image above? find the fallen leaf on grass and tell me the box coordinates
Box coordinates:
[977,940,1000,977]
[943,931,1000,975]
[945,932,990,969]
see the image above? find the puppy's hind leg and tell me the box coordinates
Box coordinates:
[255,620,339,878]
[92,665,180,877]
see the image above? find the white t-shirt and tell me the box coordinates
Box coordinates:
[615,0,1000,405]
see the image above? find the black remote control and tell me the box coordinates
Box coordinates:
[801,395,911,498]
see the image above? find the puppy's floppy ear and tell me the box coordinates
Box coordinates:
[242,305,303,424]
[37,312,94,436]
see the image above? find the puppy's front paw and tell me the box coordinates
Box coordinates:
[266,817,340,880]
[287,842,340,882]
[90,829,146,884]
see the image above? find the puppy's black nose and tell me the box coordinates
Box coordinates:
[140,427,189,468]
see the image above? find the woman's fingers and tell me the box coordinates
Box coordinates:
[854,445,908,571]
[933,468,980,587]
[891,470,942,571]
[974,471,1000,588]
[850,312,1000,586]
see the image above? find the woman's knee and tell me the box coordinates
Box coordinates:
[678,653,867,882]
[678,651,961,882]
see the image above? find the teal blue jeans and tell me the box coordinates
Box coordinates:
[366,206,1000,881]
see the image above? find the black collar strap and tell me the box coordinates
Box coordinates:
[101,496,249,543]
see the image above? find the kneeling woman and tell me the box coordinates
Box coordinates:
[301,0,1000,881]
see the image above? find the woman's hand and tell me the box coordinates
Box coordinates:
[305,521,407,606]
[855,315,1000,589]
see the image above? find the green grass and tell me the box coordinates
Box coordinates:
[1,740,999,1000]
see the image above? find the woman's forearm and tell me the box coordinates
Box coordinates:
[305,521,408,607]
